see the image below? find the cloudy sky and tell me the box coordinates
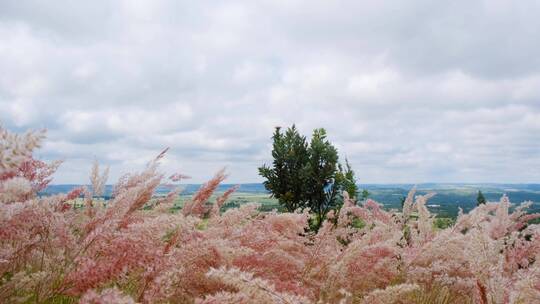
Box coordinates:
[1,1,539,184]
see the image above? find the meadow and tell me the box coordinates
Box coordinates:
[2,127,540,304]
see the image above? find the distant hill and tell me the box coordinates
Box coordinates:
[41,183,267,197]
[42,183,540,218]
[358,184,540,217]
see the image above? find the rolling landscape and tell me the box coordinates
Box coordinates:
[42,183,540,217]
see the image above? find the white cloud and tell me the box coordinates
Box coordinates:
[1,0,539,183]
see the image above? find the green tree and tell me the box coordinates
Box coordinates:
[360,189,370,201]
[259,126,358,229]
[336,158,358,200]
[477,190,486,206]
[258,125,309,212]
[304,128,340,226]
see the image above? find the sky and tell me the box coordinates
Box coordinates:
[0,0,539,184]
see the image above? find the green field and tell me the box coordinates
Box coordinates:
[172,192,282,212]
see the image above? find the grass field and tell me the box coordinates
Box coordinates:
[172,192,282,212]
[58,185,540,231]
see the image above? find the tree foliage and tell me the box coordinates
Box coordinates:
[337,159,359,201]
[258,125,309,212]
[259,126,357,225]
[360,189,370,201]
[477,190,487,206]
